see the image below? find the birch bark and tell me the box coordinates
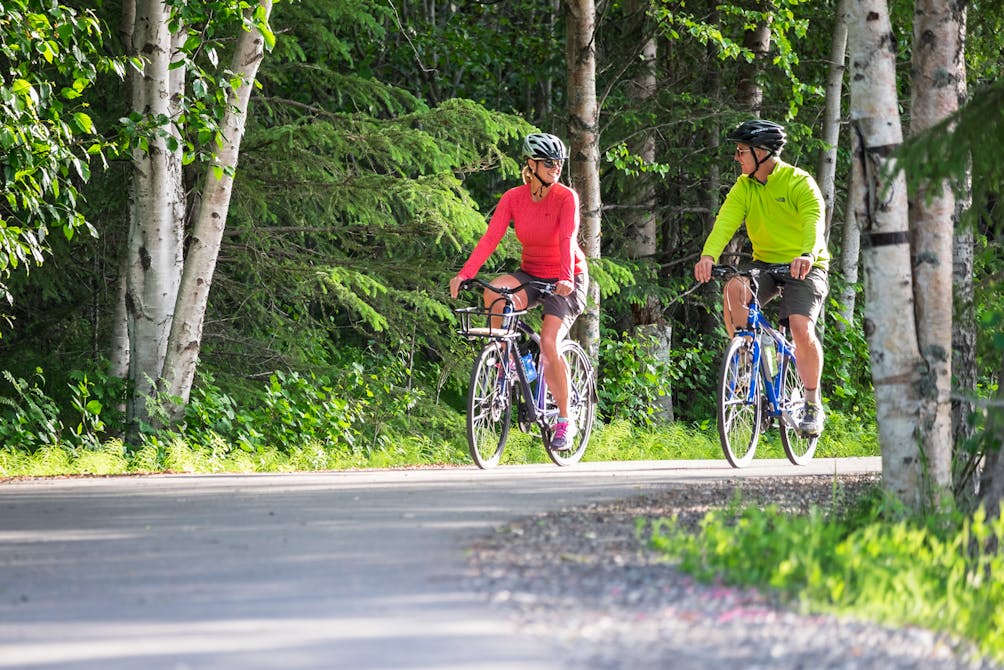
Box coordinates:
[817,0,849,237]
[908,0,966,501]
[159,1,274,423]
[124,0,185,427]
[846,0,926,509]
[565,0,601,360]
[837,168,863,329]
[112,0,274,432]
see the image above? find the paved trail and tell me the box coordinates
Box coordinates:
[0,458,880,669]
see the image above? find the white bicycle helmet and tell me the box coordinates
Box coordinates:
[522,133,568,161]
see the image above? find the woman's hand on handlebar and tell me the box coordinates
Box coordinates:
[449,274,467,299]
[694,255,715,283]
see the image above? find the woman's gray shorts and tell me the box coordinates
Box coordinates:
[509,269,588,330]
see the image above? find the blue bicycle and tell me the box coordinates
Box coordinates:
[455,278,597,468]
[711,264,819,467]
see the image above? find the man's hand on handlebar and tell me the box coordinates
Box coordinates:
[790,256,812,280]
[694,255,715,283]
[555,279,574,297]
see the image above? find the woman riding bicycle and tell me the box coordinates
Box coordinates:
[693,119,831,437]
[449,132,588,450]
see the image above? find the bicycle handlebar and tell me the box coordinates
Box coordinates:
[459,277,558,297]
[710,263,795,312]
[710,263,792,280]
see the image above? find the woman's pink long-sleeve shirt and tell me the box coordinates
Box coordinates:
[459,182,586,283]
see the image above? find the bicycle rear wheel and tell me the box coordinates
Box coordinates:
[779,356,818,465]
[717,336,761,468]
[466,343,513,468]
[545,341,596,466]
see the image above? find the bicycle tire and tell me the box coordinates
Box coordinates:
[779,356,819,465]
[545,341,596,466]
[466,343,513,468]
[717,336,761,468]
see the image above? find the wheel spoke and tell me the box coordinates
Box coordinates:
[545,342,595,466]
[717,337,760,468]
[466,344,512,468]
[779,356,818,465]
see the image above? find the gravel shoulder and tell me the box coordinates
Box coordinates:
[467,474,1002,670]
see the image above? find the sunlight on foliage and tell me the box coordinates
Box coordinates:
[648,490,1004,664]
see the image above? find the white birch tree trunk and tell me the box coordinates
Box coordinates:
[109,0,136,383]
[944,6,976,478]
[735,1,771,116]
[159,0,274,423]
[621,0,672,421]
[565,0,601,360]
[722,10,771,265]
[125,0,185,428]
[952,199,976,452]
[827,2,861,332]
[837,167,863,329]
[110,257,131,379]
[621,0,657,268]
[908,0,965,501]
[846,0,927,509]
[817,0,849,237]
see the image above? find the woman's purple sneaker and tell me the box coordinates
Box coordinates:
[550,419,576,451]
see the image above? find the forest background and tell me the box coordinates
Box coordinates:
[5,0,1004,659]
[0,0,1001,495]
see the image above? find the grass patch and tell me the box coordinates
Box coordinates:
[647,485,1004,664]
[0,408,879,477]
[585,419,720,461]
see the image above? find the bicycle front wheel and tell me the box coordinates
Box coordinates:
[779,356,819,465]
[545,341,596,466]
[717,336,761,468]
[466,343,513,468]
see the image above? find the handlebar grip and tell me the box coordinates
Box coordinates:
[710,265,737,278]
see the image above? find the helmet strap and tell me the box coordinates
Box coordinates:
[750,150,776,184]
[529,160,554,193]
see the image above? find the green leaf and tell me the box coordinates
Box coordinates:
[72,111,93,133]
[253,5,276,50]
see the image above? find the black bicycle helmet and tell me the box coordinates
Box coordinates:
[522,133,568,161]
[725,120,787,155]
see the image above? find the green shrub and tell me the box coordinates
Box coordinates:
[823,295,875,415]
[0,368,119,452]
[598,332,676,426]
[662,333,723,423]
[180,348,468,464]
[183,369,367,454]
[0,369,63,450]
[648,487,1004,664]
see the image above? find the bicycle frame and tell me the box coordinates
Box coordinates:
[712,263,818,467]
[456,276,596,468]
[733,305,797,428]
[497,324,559,429]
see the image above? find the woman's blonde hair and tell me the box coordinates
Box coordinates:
[521,163,533,185]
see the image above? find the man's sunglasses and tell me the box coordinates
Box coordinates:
[535,158,563,169]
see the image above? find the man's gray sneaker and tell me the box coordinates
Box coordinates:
[798,402,825,437]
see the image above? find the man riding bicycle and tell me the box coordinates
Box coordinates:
[693,120,830,436]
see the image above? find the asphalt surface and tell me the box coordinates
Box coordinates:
[0,458,881,669]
